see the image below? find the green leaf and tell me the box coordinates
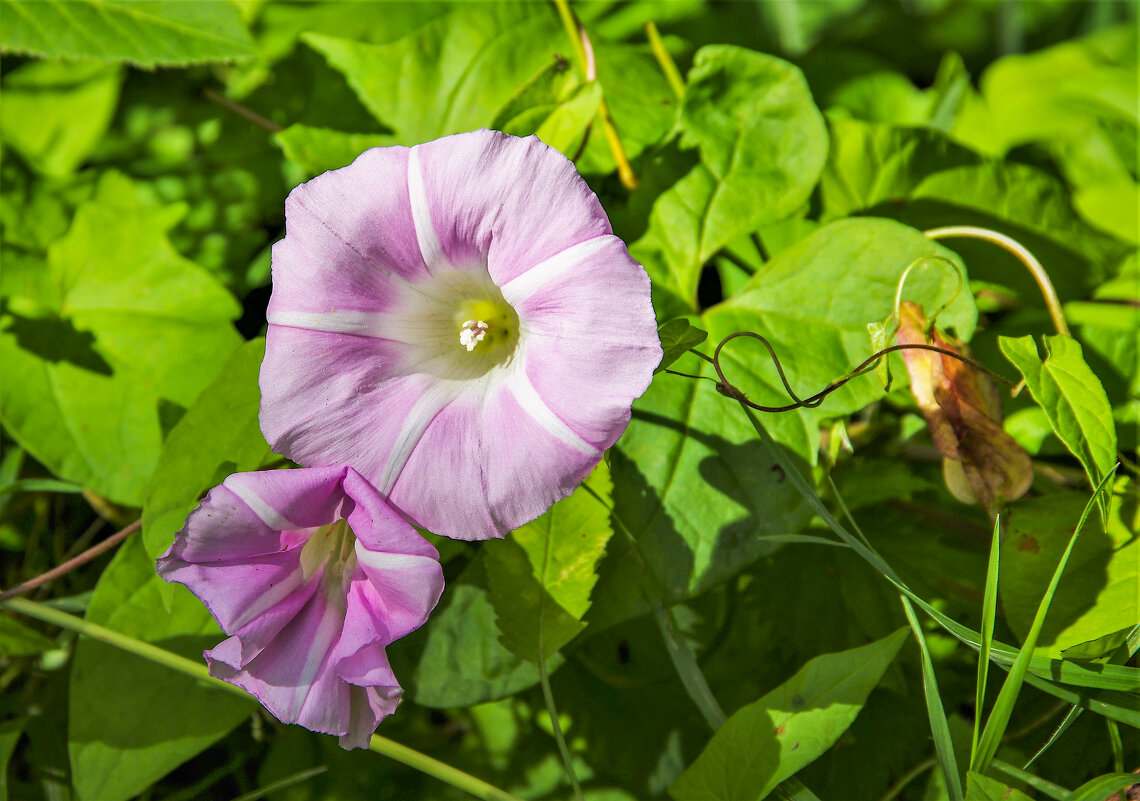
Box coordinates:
[633,46,827,309]
[69,536,254,801]
[0,173,242,506]
[999,484,1139,660]
[490,59,603,157]
[394,552,559,708]
[141,339,274,565]
[0,614,55,657]
[655,319,709,375]
[668,629,908,801]
[596,218,974,628]
[0,61,122,177]
[304,4,562,144]
[964,773,1032,801]
[1065,773,1140,801]
[486,462,613,663]
[273,125,395,177]
[0,0,256,66]
[818,118,981,221]
[1000,335,1118,519]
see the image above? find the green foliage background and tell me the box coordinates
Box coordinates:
[0,1,1136,800]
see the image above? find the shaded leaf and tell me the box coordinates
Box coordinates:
[964,772,1033,801]
[656,319,709,375]
[0,0,256,66]
[0,614,55,657]
[668,629,907,801]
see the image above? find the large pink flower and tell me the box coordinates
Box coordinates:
[259,130,660,540]
[156,465,444,749]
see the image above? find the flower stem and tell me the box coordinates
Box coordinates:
[923,226,1070,336]
[0,519,140,602]
[2,597,526,801]
[644,20,685,100]
[549,0,638,189]
[538,656,583,801]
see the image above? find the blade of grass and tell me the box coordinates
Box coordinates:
[1023,705,1082,770]
[972,516,1002,766]
[737,406,1138,707]
[1107,719,1124,773]
[225,766,329,801]
[902,597,964,801]
[990,759,1068,800]
[971,476,1110,774]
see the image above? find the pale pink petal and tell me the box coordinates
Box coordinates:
[389,384,597,538]
[413,130,612,284]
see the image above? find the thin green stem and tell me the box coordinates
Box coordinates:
[538,656,583,801]
[644,20,684,100]
[2,597,526,801]
[878,757,937,801]
[923,226,1069,336]
[225,766,328,801]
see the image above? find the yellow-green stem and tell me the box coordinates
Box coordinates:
[644,20,685,100]
[924,226,1070,336]
[3,597,525,801]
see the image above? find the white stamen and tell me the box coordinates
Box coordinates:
[459,319,490,351]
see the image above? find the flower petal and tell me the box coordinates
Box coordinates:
[413,130,612,283]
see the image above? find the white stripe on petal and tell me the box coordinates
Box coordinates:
[267,309,386,337]
[375,381,459,495]
[353,549,441,574]
[508,367,598,457]
[226,478,302,531]
[229,567,307,632]
[290,589,345,719]
[407,146,448,272]
[501,235,614,305]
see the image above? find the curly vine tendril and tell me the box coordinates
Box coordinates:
[664,332,1015,414]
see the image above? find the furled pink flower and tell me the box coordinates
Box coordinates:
[259,130,660,540]
[156,465,444,749]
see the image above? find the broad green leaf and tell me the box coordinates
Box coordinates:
[1000,485,1138,659]
[0,61,122,177]
[141,340,274,565]
[486,462,613,663]
[273,125,395,176]
[0,614,55,657]
[668,629,908,801]
[490,58,603,157]
[999,335,1118,516]
[0,173,242,506]
[69,536,254,801]
[393,552,559,708]
[596,218,974,628]
[952,24,1137,157]
[634,46,827,310]
[0,0,256,66]
[964,773,1032,801]
[818,118,981,221]
[304,4,562,144]
[656,319,709,375]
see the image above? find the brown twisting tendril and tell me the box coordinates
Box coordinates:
[664,331,1015,413]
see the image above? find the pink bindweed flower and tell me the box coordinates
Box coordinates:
[259,130,660,540]
[156,465,444,749]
